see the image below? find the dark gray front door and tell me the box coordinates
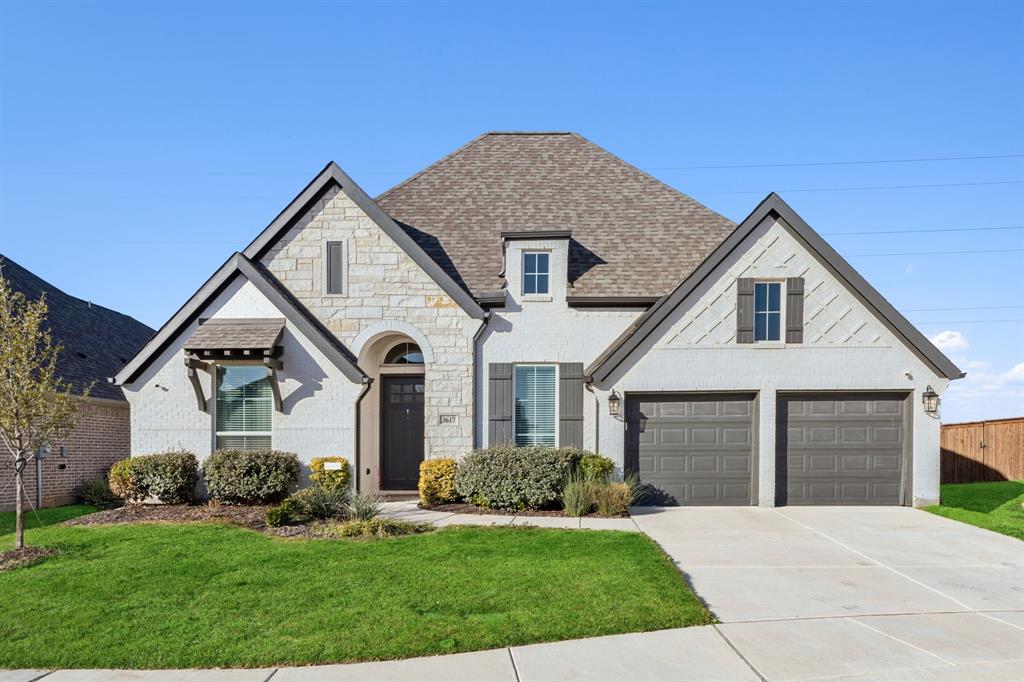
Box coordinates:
[626,394,756,506]
[382,376,425,490]
[777,394,906,505]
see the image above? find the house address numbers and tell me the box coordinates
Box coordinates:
[439,414,458,426]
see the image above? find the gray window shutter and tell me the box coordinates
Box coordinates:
[785,277,805,343]
[558,363,584,448]
[326,241,344,294]
[488,363,513,446]
[736,278,755,343]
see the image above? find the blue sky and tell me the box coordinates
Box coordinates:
[1,1,1021,422]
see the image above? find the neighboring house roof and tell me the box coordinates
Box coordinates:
[585,193,965,383]
[114,254,366,385]
[376,132,736,300]
[0,254,154,401]
[243,161,485,320]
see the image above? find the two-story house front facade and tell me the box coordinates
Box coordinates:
[115,132,962,506]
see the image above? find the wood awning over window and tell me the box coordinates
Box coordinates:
[183,319,285,412]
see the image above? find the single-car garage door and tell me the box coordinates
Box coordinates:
[777,393,908,505]
[625,394,756,506]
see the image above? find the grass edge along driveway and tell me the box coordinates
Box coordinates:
[0,506,711,669]
[924,480,1024,540]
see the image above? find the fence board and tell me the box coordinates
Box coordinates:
[941,417,1024,483]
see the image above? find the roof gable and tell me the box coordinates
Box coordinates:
[376,132,736,300]
[586,193,964,383]
[114,253,366,385]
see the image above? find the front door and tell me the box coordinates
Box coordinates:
[381,376,425,490]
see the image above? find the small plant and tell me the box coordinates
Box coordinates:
[329,518,432,539]
[294,485,350,520]
[578,453,615,483]
[561,469,600,516]
[202,449,299,504]
[264,504,294,528]
[309,457,351,490]
[347,491,384,521]
[108,458,145,503]
[418,458,459,505]
[75,478,121,509]
[594,473,644,516]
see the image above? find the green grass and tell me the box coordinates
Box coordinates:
[0,504,96,538]
[0,508,711,669]
[924,481,1024,540]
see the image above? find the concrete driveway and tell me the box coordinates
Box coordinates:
[631,505,1024,681]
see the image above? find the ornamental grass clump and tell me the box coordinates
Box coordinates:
[347,491,385,521]
[561,469,600,516]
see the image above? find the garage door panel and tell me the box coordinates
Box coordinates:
[627,394,755,506]
[777,394,906,506]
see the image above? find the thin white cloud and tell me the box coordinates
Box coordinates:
[999,362,1024,384]
[930,330,968,352]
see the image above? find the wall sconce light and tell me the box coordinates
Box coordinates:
[608,390,621,417]
[922,386,940,415]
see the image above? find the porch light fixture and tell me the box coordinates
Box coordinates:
[922,386,940,415]
[608,390,621,417]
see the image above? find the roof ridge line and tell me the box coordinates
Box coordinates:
[375,133,494,202]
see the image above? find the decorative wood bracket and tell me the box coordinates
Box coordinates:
[184,356,211,412]
[264,357,284,412]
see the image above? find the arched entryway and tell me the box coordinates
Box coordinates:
[356,333,428,493]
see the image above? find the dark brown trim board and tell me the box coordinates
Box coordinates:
[586,193,964,384]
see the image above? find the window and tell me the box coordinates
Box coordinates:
[216,365,272,449]
[754,282,782,342]
[514,365,557,446]
[325,241,345,294]
[383,342,424,365]
[523,252,549,295]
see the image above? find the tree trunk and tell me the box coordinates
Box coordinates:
[14,468,25,550]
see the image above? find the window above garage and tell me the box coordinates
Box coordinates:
[754,281,782,342]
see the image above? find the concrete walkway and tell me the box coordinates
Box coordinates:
[378,499,641,531]
[4,507,1022,681]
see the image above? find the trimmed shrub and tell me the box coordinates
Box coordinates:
[561,469,599,516]
[108,458,145,503]
[76,478,121,509]
[139,450,199,504]
[418,458,459,505]
[454,446,585,510]
[203,449,299,504]
[578,453,615,483]
[309,457,351,490]
[347,491,384,521]
[264,504,294,528]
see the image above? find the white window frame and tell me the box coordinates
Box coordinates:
[322,239,348,296]
[512,364,559,447]
[753,280,786,343]
[213,364,273,449]
[522,251,551,297]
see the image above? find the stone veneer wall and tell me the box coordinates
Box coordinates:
[1,398,129,511]
[260,184,479,459]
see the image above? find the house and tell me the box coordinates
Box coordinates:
[114,132,963,506]
[1,255,155,510]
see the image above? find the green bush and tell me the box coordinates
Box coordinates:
[594,473,644,516]
[202,449,299,504]
[309,457,351,489]
[293,485,350,520]
[455,446,585,510]
[76,477,121,509]
[108,458,145,503]
[578,454,615,482]
[418,458,459,505]
[347,491,384,521]
[561,469,599,516]
[264,504,294,528]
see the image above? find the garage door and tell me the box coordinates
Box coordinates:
[777,394,907,505]
[625,394,756,505]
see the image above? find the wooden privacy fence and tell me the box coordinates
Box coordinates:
[940,417,1024,484]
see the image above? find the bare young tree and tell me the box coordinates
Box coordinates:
[0,273,86,550]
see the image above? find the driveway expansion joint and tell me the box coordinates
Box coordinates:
[712,624,767,682]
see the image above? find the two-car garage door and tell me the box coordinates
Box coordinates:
[625,392,907,506]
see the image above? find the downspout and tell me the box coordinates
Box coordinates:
[471,311,492,449]
[353,376,373,494]
[584,378,599,454]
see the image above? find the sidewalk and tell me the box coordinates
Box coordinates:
[378,500,640,532]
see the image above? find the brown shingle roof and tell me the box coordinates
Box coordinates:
[185,318,284,351]
[376,132,736,299]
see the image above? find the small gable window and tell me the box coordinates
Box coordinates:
[325,241,346,295]
[754,282,782,342]
[523,252,549,295]
[384,342,424,365]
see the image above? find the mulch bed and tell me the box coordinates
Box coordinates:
[420,502,628,518]
[0,546,58,572]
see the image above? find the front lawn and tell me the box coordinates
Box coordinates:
[0,508,711,669]
[924,481,1024,540]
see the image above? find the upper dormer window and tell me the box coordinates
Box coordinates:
[523,252,549,295]
[754,282,782,342]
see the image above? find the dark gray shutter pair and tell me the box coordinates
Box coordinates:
[736,277,804,343]
[326,241,344,294]
[487,362,584,448]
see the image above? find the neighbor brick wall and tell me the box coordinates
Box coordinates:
[1,399,130,511]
